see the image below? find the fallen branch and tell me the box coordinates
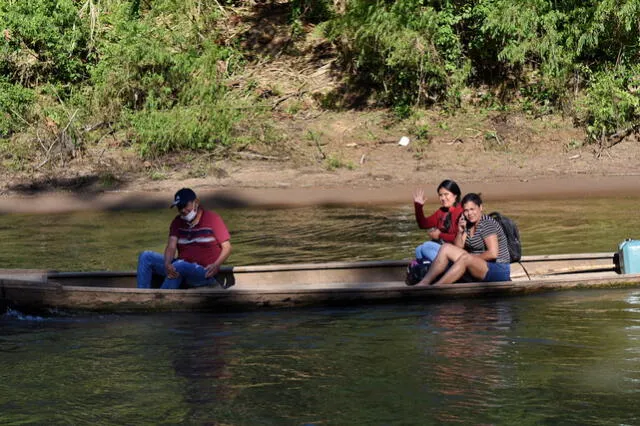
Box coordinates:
[235,151,289,161]
[601,123,640,149]
[313,138,326,160]
[60,109,79,135]
[272,90,308,110]
[35,129,58,170]
[83,121,112,132]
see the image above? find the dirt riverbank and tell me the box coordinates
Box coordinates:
[1,109,639,214]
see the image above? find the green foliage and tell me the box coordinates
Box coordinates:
[413,124,430,141]
[2,0,640,163]
[0,0,93,86]
[575,65,640,142]
[149,169,168,181]
[0,77,34,135]
[480,0,640,105]
[325,0,470,107]
[0,0,261,159]
[128,103,244,156]
[325,153,354,170]
[393,104,413,120]
[87,0,251,156]
[324,0,640,139]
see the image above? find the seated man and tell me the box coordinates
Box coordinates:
[137,188,232,289]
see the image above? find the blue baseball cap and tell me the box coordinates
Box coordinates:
[170,188,197,209]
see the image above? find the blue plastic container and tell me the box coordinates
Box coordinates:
[618,239,640,274]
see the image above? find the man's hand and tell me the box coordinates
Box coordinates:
[165,262,179,279]
[205,263,219,278]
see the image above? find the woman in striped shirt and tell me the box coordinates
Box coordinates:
[417,193,511,285]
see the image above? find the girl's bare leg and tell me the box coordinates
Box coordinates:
[418,243,467,285]
[434,254,489,285]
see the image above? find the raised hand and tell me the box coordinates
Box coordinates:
[413,188,425,204]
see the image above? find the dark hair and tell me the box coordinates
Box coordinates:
[461,192,483,207]
[437,179,462,204]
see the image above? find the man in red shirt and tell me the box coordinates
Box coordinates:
[137,188,232,289]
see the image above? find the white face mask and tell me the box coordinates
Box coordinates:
[181,205,198,222]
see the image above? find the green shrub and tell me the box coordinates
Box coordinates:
[481,0,640,108]
[0,0,93,86]
[325,0,470,107]
[88,0,250,156]
[128,103,244,156]
[325,154,354,170]
[0,78,34,135]
[575,66,640,143]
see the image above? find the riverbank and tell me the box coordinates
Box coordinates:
[3,0,640,216]
[2,108,639,214]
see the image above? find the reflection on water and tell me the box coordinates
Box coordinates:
[0,197,638,271]
[1,197,640,423]
[1,289,639,424]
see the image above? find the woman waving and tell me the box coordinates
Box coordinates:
[413,179,463,262]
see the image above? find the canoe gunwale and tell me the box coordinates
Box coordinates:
[55,274,640,294]
[47,259,411,279]
[46,252,617,280]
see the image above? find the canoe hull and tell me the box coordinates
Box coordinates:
[3,274,640,314]
[2,254,639,313]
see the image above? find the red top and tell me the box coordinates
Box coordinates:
[414,202,463,243]
[169,209,231,267]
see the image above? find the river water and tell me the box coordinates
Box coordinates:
[1,198,640,424]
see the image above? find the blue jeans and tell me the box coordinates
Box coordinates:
[483,262,511,282]
[415,241,442,262]
[137,251,219,289]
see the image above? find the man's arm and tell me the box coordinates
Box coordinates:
[205,240,232,278]
[164,236,179,278]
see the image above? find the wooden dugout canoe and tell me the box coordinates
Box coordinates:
[1,253,640,313]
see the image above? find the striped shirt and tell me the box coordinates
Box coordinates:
[463,214,510,263]
[169,209,230,267]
